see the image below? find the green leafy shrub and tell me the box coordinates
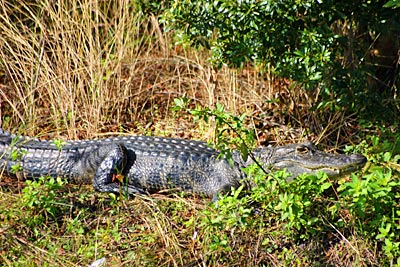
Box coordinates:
[163,0,399,122]
[339,135,400,262]
[174,96,255,162]
[21,176,65,227]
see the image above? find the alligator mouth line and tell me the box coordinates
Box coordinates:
[299,163,365,173]
[302,163,364,171]
[271,159,366,177]
[313,165,364,174]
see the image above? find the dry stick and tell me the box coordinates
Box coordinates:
[321,214,360,255]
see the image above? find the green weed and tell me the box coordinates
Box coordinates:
[21,177,66,227]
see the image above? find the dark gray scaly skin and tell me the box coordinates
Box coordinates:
[0,129,367,198]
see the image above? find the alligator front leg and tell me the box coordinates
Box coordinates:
[92,144,146,195]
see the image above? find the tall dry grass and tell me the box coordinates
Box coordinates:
[0,1,249,137]
[1,0,149,137]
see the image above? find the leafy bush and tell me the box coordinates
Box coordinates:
[339,135,400,261]
[21,177,65,227]
[174,95,255,162]
[163,0,399,122]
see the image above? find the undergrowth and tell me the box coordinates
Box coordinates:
[0,0,399,266]
[1,103,399,266]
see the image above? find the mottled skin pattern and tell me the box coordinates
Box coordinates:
[0,129,367,198]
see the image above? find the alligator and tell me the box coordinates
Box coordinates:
[0,129,367,199]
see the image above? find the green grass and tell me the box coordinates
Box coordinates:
[0,134,399,266]
[0,1,399,266]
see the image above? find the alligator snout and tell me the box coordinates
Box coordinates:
[347,153,367,166]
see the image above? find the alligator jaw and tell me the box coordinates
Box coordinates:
[294,153,366,175]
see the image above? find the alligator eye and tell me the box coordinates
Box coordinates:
[296,145,309,154]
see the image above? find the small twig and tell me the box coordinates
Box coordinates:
[321,214,360,255]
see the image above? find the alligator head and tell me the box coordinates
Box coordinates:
[253,142,367,180]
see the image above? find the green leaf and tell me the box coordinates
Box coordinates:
[384,0,400,8]
[320,182,331,191]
